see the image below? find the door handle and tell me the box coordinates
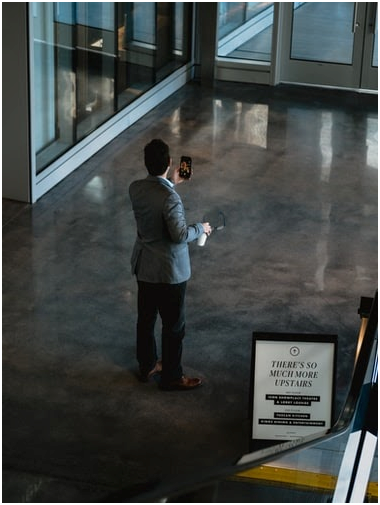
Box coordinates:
[352,2,360,33]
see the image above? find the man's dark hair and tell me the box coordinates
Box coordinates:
[144,139,170,176]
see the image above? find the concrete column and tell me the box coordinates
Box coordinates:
[198,3,218,87]
[3,3,31,202]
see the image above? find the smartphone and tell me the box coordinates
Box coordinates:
[179,156,192,179]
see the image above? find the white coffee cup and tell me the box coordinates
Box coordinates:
[197,233,207,247]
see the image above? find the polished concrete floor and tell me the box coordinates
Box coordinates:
[2,81,378,502]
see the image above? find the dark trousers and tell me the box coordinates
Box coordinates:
[137,280,187,383]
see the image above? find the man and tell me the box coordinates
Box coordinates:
[129,139,212,390]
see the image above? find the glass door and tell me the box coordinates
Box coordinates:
[361,3,378,89]
[279,2,378,90]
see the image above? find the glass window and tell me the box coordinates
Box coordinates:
[75,3,116,140]
[372,8,378,67]
[291,3,355,64]
[217,2,273,62]
[32,3,192,174]
[33,3,62,166]
[132,2,155,44]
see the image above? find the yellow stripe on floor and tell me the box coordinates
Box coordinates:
[232,465,378,500]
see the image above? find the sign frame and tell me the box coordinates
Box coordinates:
[250,332,337,448]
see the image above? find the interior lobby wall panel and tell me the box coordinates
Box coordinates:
[3,3,31,202]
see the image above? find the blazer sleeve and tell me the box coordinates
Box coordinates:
[163,191,204,243]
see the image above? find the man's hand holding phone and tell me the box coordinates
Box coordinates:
[179,156,192,180]
[170,156,193,185]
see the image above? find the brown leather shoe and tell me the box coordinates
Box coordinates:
[139,360,162,382]
[160,376,203,391]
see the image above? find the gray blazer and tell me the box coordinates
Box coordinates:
[129,175,204,284]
